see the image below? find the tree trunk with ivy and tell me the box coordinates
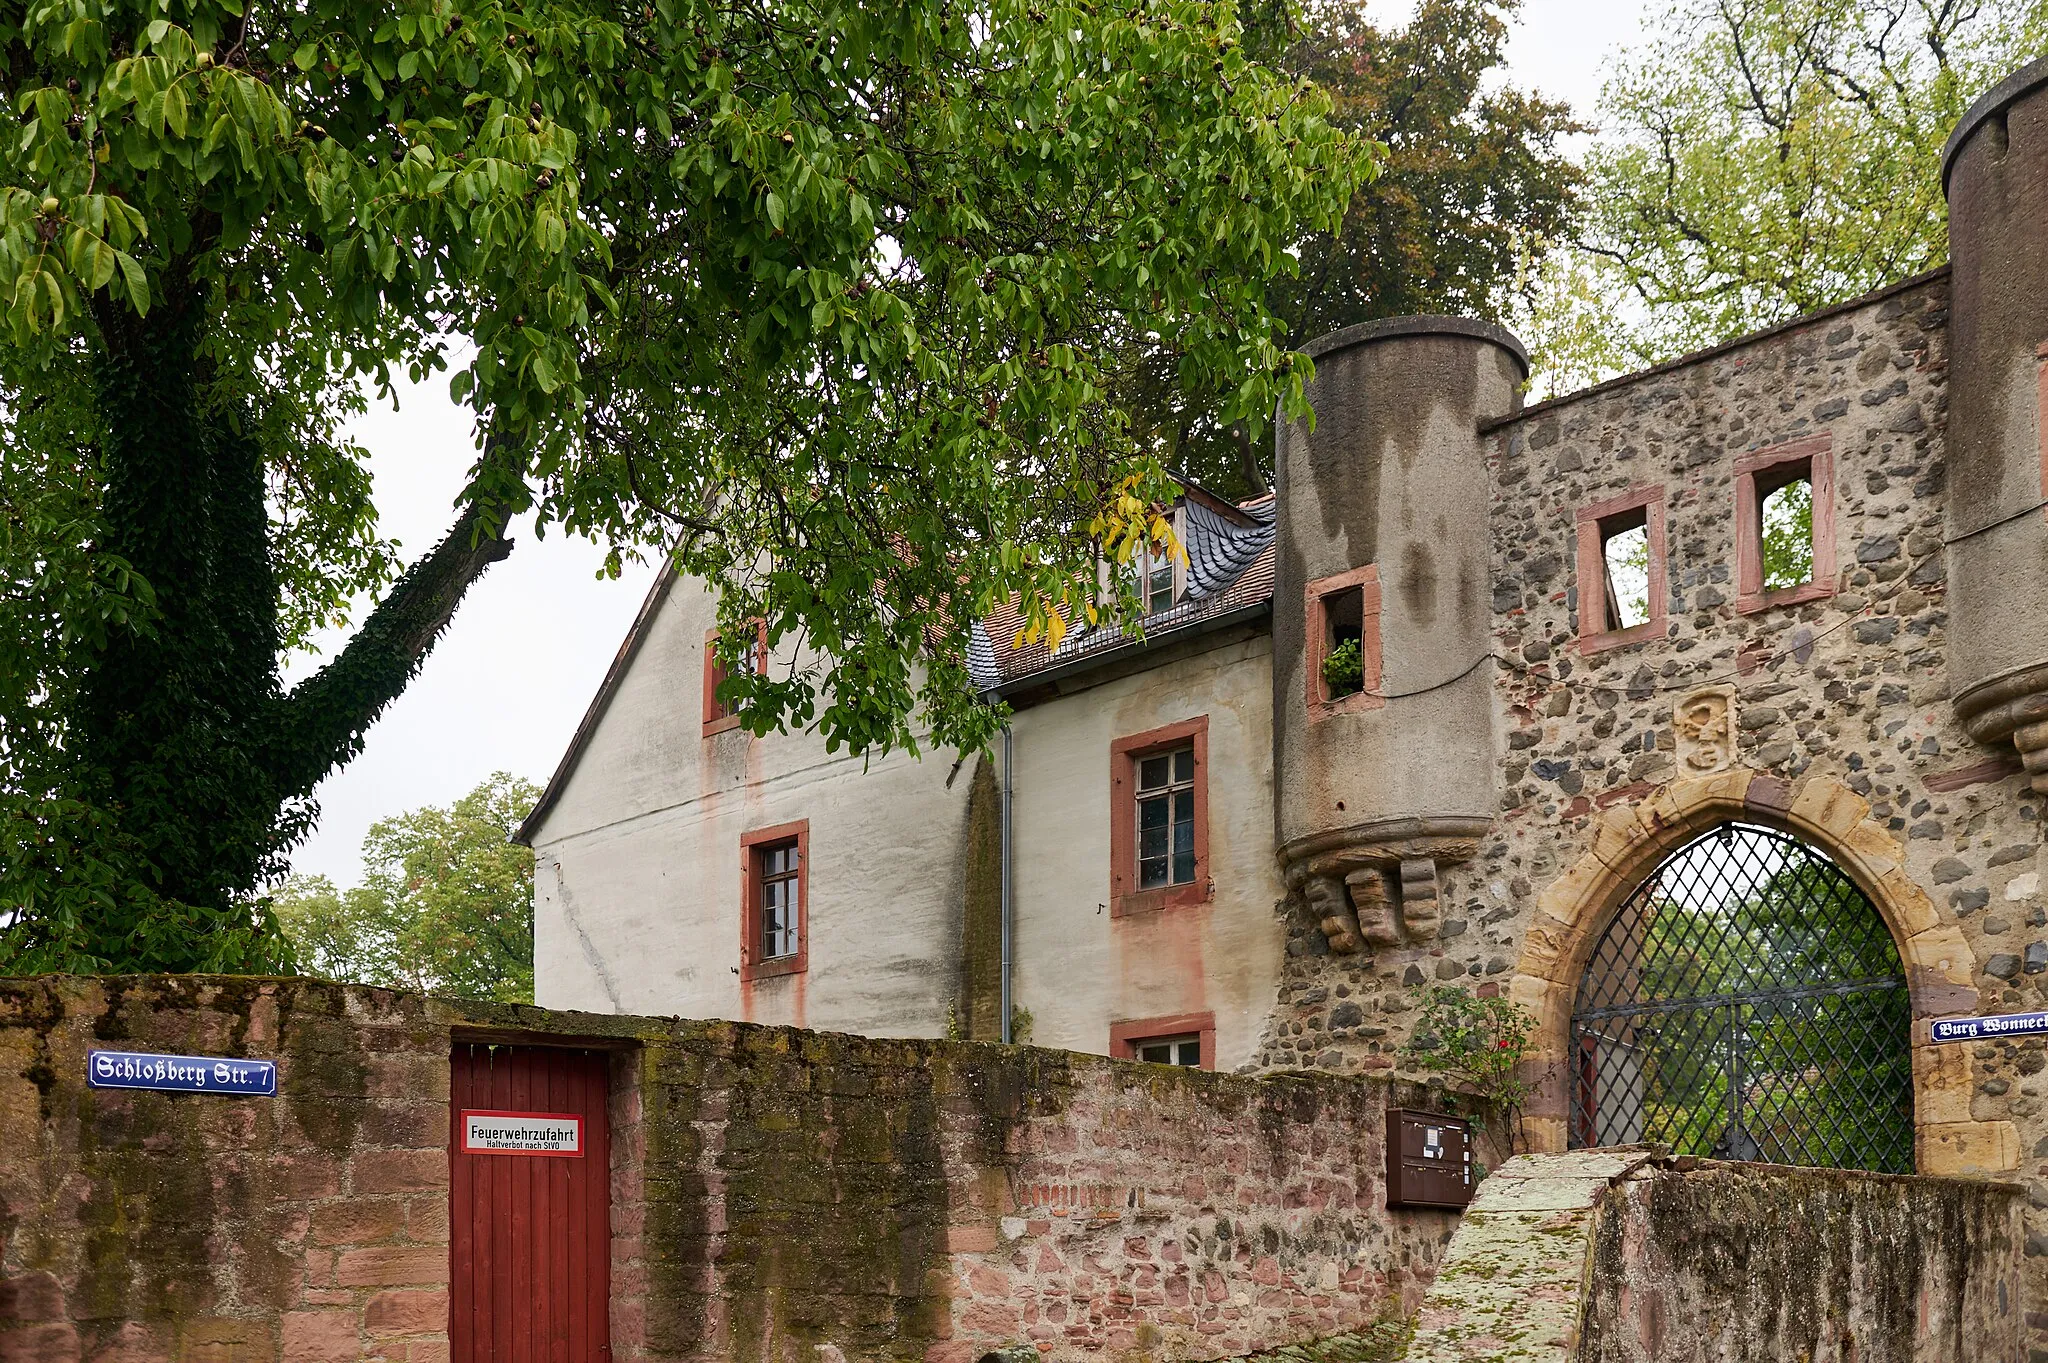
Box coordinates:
[33,288,513,972]
[0,0,1362,973]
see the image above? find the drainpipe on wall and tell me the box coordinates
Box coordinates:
[1000,725,1015,1045]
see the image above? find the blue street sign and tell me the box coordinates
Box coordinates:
[1928,1011,2048,1045]
[87,1050,277,1095]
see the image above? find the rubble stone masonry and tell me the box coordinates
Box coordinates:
[1252,271,2048,1334]
[0,975,1457,1363]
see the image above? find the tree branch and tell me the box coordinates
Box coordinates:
[269,452,517,801]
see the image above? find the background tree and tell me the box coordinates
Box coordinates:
[1521,0,2048,388]
[0,0,1362,972]
[275,773,538,1003]
[1134,0,1581,495]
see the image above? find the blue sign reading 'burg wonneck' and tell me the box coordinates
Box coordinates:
[1928,1011,2048,1045]
[87,1050,276,1096]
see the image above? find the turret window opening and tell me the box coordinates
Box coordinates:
[1599,511,1652,631]
[1320,585,1366,699]
[1302,563,1383,715]
[1574,485,1667,653]
[1734,436,1833,615]
[1758,463,1815,591]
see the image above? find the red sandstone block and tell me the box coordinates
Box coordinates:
[308,1197,405,1247]
[335,1247,451,1288]
[296,1291,354,1309]
[944,1226,997,1253]
[0,1270,64,1322]
[961,1302,1020,1334]
[365,1290,448,1335]
[362,1103,446,1148]
[405,1196,450,1245]
[0,1323,79,1363]
[279,1313,357,1363]
[352,1149,444,1195]
[272,1152,344,1201]
[298,1250,338,1291]
[176,1318,276,1362]
[84,1321,172,1363]
[366,1055,451,1102]
[396,1342,451,1363]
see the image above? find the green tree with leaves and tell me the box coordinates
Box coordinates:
[0,0,1363,972]
[1521,0,2048,388]
[275,773,538,1002]
[1134,0,1582,494]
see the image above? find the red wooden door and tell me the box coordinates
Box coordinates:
[450,1044,612,1362]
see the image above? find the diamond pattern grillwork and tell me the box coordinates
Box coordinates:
[1569,822,1913,1173]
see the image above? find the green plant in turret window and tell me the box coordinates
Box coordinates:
[1322,638,1365,699]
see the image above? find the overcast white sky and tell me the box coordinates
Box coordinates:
[286,0,1650,885]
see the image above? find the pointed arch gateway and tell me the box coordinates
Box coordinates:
[1510,769,2017,1178]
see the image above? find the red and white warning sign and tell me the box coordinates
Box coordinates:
[459,1109,584,1157]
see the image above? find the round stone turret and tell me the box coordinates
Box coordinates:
[1944,58,2048,792]
[1272,316,1525,952]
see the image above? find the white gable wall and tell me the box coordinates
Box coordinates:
[530,573,970,1034]
[530,573,1285,1065]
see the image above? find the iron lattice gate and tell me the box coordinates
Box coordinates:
[1568,822,1914,1172]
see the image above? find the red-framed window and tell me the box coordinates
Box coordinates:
[1108,716,1211,918]
[739,820,808,980]
[703,621,769,737]
[1303,563,1384,719]
[1574,485,1668,654]
[1110,1011,1217,1071]
[1735,435,1835,614]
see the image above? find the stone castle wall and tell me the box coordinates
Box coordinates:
[0,975,1458,1363]
[1251,271,2048,1339]
[1403,1148,2026,1363]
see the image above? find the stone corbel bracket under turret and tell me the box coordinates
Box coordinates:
[1956,664,2048,793]
[1279,815,1491,955]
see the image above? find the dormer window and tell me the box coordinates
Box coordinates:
[1135,547,1179,615]
[1130,506,1185,616]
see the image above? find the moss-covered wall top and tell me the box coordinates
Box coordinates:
[1580,1160,2025,1362]
[0,975,1458,1363]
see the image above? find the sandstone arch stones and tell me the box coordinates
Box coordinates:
[1509,767,2013,1178]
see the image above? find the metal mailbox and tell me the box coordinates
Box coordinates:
[1385,1107,1474,1209]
